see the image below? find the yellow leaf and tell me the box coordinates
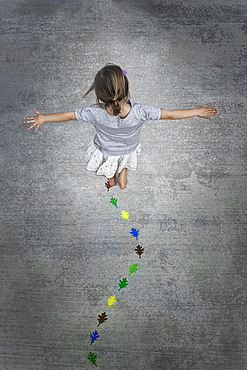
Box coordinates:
[121,210,130,220]
[107,295,117,307]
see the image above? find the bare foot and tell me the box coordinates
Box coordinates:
[118,168,128,189]
[107,175,116,187]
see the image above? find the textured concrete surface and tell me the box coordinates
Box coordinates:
[1,1,247,369]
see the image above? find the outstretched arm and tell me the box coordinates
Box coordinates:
[160,104,218,120]
[24,109,77,132]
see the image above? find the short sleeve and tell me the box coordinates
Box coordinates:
[75,105,99,122]
[75,107,92,121]
[135,103,161,121]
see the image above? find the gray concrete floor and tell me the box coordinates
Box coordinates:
[1,1,247,369]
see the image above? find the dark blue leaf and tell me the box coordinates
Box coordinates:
[90,331,100,345]
[130,228,139,240]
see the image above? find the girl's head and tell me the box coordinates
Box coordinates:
[84,64,130,116]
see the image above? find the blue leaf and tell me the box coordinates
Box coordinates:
[130,228,139,240]
[90,331,100,345]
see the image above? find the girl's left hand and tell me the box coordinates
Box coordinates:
[197,104,218,119]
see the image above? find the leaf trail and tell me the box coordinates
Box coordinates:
[118,278,128,291]
[90,331,100,345]
[135,245,144,258]
[87,352,98,366]
[97,312,108,327]
[110,197,118,207]
[107,295,117,308]
[128,263,139,276]
[130,228,139,240]
[121,210,130,220]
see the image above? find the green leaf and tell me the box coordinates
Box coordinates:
[87,352,98,367]
[109,197,118,208]
[128,263,139,276]
[118,277,128,291]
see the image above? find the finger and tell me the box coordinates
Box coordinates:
[28,123,36,130]
[25,120,35,125]
[25,118,36,124]
[207,109,217,114]
[34,126,39,132]
[34,109,41,115]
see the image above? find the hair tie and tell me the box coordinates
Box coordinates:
[121,68,127,76]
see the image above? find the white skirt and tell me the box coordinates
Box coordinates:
[85,141,141,178]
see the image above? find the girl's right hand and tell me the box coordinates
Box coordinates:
[24,109,45,132]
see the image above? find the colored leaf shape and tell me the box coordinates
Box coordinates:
[110,197,118,208]
[135,245,144,258]
[97,312,108,327]
[130,228,139,240]
[128,263,139,276]
[118,278,128,291]
[121,210,130,220]
[105,181,111,191]
[90,331,100,345]
[87,352,98,366]
[107,295,117,307]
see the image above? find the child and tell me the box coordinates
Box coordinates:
[25,63,218,189]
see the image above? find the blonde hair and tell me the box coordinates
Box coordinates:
[84,64,130,116]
